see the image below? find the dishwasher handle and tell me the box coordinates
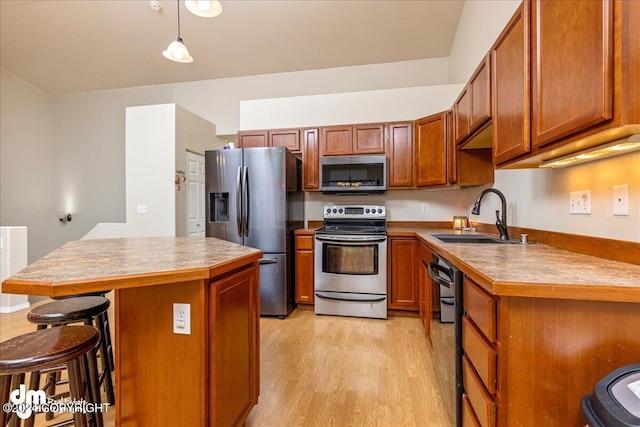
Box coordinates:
[429,262,455,289]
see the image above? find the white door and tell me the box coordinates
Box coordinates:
[186,152,206,237]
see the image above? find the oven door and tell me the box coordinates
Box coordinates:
[314,233,387,295]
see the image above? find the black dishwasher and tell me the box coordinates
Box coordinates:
[429,253,464,427]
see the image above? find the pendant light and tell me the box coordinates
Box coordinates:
[163,0,193,63]
[185,0,222,17]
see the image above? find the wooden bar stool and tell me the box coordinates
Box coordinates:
[51,293,114,376]
[27,297,115,407]
[0,326,102,427]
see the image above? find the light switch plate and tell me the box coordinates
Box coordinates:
[570,190,591,215]
[136,204,148,214]
[613,184,629,216]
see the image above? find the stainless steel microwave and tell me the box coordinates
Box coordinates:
[320,155,387,194]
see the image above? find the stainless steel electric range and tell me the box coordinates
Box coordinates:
[314,204,387,319]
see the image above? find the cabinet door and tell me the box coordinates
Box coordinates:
[386,122,414,188]
[388,238,419,311]
[418,243,433,339]
[302,128,320,191]
[492,3,530,165]
[269,129,300,152]
[446,110,457,184]
[531,0,613,147]
[237,130,268,148]
[320,125,352,156]
[454,87,471,144]
[469,55,492,133]
[209,265,259,426]
[295,235,314,304]
[414,112,448,187]
[353,123,385,154]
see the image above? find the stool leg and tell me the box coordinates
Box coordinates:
[7,374,24,427]
[0,375,12,426]
[22,371,42,427]
[84,350,104,427]
[67,358,88,427]
[94,314,115,405]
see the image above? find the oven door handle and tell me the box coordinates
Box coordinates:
[315,291,387,302]
[429,262,455,289]
[315,235,387,244]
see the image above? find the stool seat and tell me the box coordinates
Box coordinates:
[0,326,102,427]
[0,326,100,375]
[27,296,110,325]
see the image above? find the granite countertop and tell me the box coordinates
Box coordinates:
[413,230,640,303]
[2,237,263,297]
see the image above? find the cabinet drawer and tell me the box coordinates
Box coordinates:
[296,235,314,250]
[463,356,496,427]
[464,278,497,342]
[462,394,482,427]
[462,316,497,394]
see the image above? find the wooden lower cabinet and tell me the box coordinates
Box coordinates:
[418,243,433,337]
[295,234,314,304]
[209,265,260,426]
[462,275,640,426]
[388,237,419,310]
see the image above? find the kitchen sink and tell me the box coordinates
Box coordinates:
[431,234,516,244]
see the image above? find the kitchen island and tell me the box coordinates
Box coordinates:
[1,237,263,427]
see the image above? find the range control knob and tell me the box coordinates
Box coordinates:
[378,208,383,214]
[365,209,370,214]
[326,208,331,214]
[339,208,343,213]
[333,208,337,213]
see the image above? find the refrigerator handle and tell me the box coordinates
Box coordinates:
[243,166,249,237]
[236,166,243,237]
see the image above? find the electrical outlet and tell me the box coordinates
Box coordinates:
[570,190,591,215]
[421,203,429,213]
[613,184,629,216]
[173,303,191,335]
[136,204,148,214]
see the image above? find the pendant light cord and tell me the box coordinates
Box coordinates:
[176,0,181,39]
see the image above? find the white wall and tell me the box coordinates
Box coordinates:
[448,0,522,84]
[0,227,30,312]
[0,69,53,263]
[177,58,450,135]
[175,105,225,237]
[240,84,464,130]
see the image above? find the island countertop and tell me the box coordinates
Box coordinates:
[1,237,263,297]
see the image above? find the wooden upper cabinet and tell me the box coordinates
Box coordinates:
[353,123,385,154]
[321,124,384,156]
[320,125,353,156]
[469,55,492,133]
[446,109,458,184]
[492,2,531,165]
[414,112,448,187]
[531,0,613,147]
[302,128,320,191]
[454,87,471,145]
[237,130,268,148]
[269,129,300,152]
[385,122,414,188]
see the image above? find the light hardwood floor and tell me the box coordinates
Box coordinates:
[1,301,453,427]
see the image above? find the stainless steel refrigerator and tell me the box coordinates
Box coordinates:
[205,147,304,318]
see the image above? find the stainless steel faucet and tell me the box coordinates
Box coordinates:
[471,188,509,240]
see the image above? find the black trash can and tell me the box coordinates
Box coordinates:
[581,363,640,427]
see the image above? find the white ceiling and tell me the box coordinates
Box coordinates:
[0,0,465,95]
